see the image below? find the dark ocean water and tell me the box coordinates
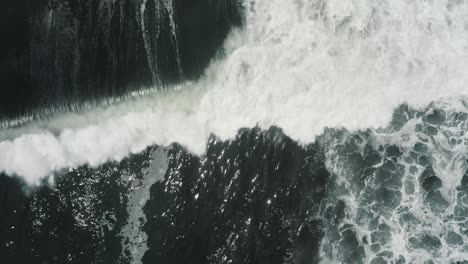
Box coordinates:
[0,128,328,264]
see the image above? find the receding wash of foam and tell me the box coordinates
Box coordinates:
[320,100,468,263]
[1,0,468,263]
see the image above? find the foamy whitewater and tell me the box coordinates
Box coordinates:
[1,0,468,183]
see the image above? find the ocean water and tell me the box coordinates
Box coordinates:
[1,0,468,263]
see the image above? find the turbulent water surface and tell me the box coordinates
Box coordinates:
[2,0,468,264]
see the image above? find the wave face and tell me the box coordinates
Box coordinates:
[2,0,468,263]
[0,0,242,122]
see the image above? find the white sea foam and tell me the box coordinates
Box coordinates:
[1,0,468,184]
[322,99,468,262]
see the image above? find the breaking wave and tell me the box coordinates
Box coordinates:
[2,0,468,184]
